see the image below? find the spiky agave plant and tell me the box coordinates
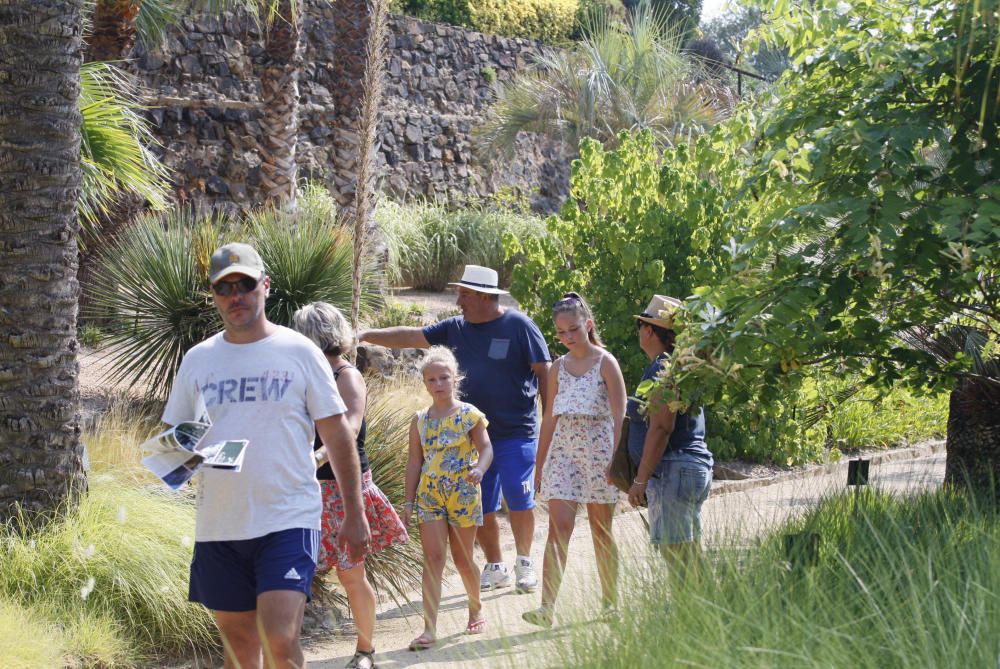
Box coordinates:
[84,207,227,397]
[246,185,381,328]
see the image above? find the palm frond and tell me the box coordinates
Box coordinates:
[79,61,172,240]
[476,1,723,157]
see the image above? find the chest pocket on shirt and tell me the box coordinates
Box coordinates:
[488,338,510,360]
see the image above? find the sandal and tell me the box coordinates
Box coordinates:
[345,649,377,669]
[465,617,487,635]
[521,605,554,628]
[408,632,437,651]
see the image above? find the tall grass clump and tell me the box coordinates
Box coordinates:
[377,199,549,290]
[549,488,1000,669]
[0,597,69,669]
[334,374,427,606]
[0,476,215,665]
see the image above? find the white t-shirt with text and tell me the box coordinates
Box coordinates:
[162,326,346,542]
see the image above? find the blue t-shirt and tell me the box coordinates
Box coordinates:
[627,353,713,474]
[423,310,550,442]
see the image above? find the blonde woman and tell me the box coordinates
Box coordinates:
[293,302,409,669]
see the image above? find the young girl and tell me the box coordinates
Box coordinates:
[522,292,627,628]
[403,346,494,651]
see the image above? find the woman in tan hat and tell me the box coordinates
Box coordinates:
[626,295,713,574]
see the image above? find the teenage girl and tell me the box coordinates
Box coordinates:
[522,292,627,628]
[403,346,494,650]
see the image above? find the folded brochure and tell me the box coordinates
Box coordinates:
[140,420,248,490]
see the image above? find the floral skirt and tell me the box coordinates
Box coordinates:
[318,470,409,572]
[540,413,620,504]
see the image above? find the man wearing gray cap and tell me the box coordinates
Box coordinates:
[162,242,371,669]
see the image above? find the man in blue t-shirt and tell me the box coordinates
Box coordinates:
[360,265,551,594]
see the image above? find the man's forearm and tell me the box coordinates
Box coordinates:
[358,326,428,349]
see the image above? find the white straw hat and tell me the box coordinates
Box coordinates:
[447,265,508,295]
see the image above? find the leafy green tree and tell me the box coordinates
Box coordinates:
[476,3,729,158]
[657,0,999,498]
[506,130,742,382]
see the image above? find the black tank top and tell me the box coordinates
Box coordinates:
[314,364,370,481]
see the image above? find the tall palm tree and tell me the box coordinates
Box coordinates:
[0,0,88,520]
[476,3,731,158]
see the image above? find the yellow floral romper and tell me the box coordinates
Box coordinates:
[416,403,488,528]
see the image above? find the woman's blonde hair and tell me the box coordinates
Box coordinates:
[291,301,356,357]
[419,346,464,397]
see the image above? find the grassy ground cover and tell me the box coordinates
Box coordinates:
[549,487,999,668]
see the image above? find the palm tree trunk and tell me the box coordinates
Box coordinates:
[257,0,302,208]
[944,379,1000,504]
[87,0,141,62]
[0,0,88,520]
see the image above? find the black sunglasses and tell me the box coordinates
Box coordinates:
[211,276,260,296]
[636,313,652,328]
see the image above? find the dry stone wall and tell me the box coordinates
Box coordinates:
[128,4,569,213]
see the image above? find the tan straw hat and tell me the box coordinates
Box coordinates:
[634,294,683,329]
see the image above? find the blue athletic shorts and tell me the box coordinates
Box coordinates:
[647,459,712,545]
[480,437,537,514]
[189,527,319,612]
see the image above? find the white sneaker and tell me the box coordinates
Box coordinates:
[514,555,538,593]
[479,562,511,591]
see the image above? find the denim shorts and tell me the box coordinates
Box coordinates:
[647,459,712,545]
[189,528,319,612]
[480,437,537,514]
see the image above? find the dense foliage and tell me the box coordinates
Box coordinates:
[507,129,946,464]
[390,0,580,43]
[658,0,999,418]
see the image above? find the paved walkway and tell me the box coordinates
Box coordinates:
[303,443,946,668]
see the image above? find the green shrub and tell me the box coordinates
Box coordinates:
[552,488,1000,669]
[367,299,428,330]
[393,0,473,26]
[77,323,103,348]
[469,0,579,43]
[377,199,549,291]
[394,0,579,43]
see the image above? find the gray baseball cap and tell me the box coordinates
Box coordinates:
[208,243,265,283]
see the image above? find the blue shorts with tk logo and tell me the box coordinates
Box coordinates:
[480,437,537,514]
[189,527,318,612]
